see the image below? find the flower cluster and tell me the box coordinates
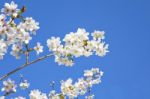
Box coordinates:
[0,1,40,59]
[0,2,108,66]
[47,28,109,66]
[60,68,103,98]
[1,78,29,95]
[0,68,103,99]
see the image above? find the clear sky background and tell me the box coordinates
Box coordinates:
[0,0,150,99]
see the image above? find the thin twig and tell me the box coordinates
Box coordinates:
[25,51,29,64]
[25,44,29,64]
[0,54,53,81]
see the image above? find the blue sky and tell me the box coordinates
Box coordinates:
[0,0,150,99]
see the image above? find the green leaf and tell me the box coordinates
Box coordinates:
[59,94,65,99]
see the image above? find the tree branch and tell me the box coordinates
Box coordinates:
[0,54,53,81]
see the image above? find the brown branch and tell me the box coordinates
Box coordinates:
[0,54,53,81]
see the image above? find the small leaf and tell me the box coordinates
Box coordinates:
[59,94,65,99]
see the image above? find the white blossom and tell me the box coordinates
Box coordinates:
[29,89,48,99]
[34,42,43,55]
[95,42,109,57]
[10,44,22,59]
[63,28,89,44]
[1,1,18,16]
[22,32,32,44]
[61,78,78,98]
[92,30,105,41]
[1,79,17,93]
[19,80,30,90]
[19,17,39,33]
[47,37,61,52]
[74,78,87,95]
[84,68,103,86]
